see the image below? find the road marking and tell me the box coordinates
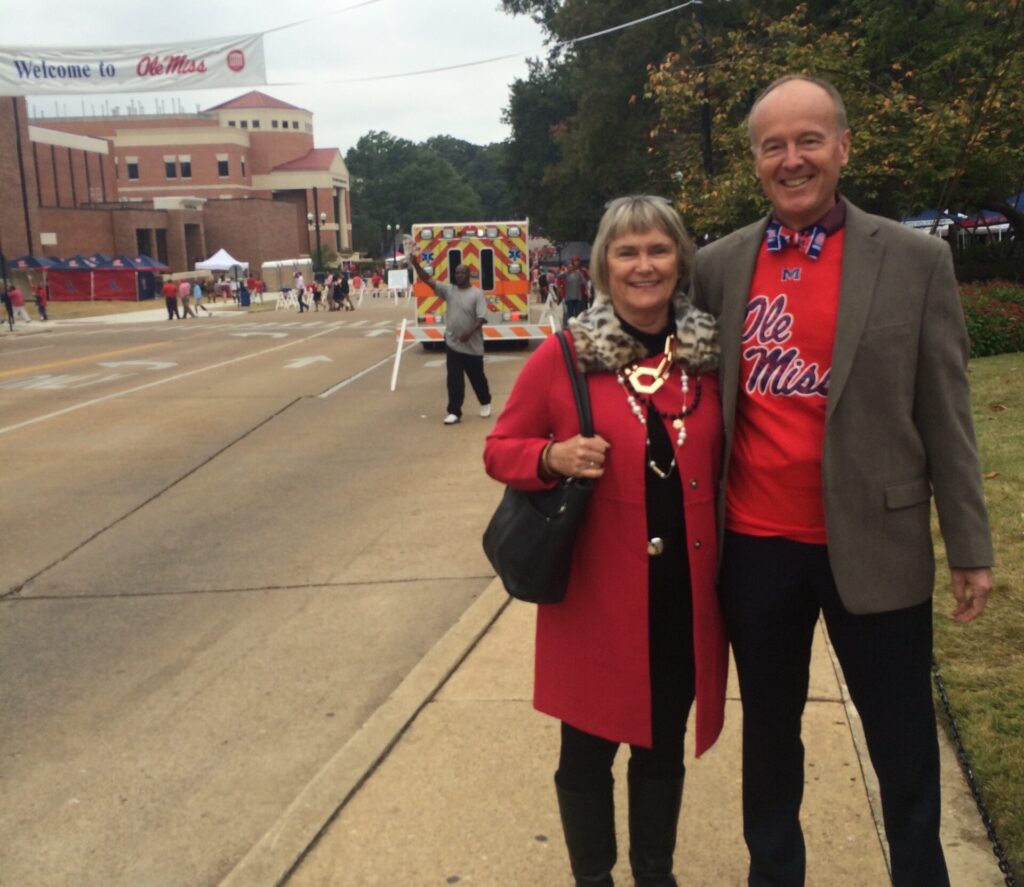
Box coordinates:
[364,330,391,337]
[231,331,288,339]
[0,342,165,380]
[0,372,134,391]
[318,344,417,398]
[0,327,338,437]
[97,360,177,370]
[0,345,55,357]
[372,321,392,327]
[284,355,331,369]
[348,320,369,327]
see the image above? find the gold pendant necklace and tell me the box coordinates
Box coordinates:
[622,335,675,395]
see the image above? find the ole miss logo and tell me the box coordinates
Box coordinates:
[741,294,830,398]
[227,50,246,72]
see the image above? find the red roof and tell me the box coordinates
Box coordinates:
[206,91,306,112]
[273,148,340,171]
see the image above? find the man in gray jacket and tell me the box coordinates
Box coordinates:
[692,74,993,887]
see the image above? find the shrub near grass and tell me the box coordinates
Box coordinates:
[960,280,1024,358]
[932,352,1024,881]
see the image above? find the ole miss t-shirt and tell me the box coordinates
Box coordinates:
[725,228,845,544]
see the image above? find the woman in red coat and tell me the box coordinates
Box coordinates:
[484,196,726,886]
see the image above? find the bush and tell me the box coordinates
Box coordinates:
[960,280,1024,357]
[954,239,1024,283]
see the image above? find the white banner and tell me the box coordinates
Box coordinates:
[0,34,266,96]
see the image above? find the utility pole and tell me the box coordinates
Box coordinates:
[696,0,714,177]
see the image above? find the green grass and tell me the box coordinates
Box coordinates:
[933,351,1024,879]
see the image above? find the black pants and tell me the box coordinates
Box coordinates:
[719,531,947,887]
[445,347,491,417]
[564,299,587,322]
[165,297,179,319]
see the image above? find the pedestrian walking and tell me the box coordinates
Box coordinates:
[179,280,196,318]
[9,285,32,323]
[194,281,212,315]
[33,282,48,321]
[162,278,180,319]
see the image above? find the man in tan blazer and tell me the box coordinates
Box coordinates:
[692,75,994,887]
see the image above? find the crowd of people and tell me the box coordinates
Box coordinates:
[484,74,993,887]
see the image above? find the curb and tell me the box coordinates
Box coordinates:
[218,579,509,887]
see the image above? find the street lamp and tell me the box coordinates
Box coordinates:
[307,210,327,272]
[386,223,401,262]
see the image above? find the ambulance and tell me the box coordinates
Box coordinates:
[408,220,549,348]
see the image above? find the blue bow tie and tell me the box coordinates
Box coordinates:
[765,221,828,260]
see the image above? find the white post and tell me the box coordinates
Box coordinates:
[390,318,408,391]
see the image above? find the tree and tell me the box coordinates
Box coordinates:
[646,2,1024,240]
[346,131,483,255]
[501,0,695,241]
[425,137,515,218]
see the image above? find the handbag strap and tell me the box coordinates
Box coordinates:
[556,331,594,438]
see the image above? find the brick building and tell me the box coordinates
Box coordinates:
[1,91,351,275]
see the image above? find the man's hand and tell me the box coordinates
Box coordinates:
[950,567,993,623]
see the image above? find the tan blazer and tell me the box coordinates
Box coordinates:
[692,198,993,614]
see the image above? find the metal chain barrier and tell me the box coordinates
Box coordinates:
[932,656,1019,886]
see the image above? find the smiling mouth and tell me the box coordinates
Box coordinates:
[780,175,813,188]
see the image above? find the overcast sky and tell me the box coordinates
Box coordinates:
[6,0,551,155]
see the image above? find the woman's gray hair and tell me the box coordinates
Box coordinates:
[590,196,694,296]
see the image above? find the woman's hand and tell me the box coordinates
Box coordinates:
[547,434,611,479]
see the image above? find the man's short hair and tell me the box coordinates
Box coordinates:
[747,74,849,148]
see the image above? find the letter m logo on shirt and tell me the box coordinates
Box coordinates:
[781,268,801,282]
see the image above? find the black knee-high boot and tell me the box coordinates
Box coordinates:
[556,777,617,886]
[628,767,684,886]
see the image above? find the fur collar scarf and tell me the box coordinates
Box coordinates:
[568,288,719,375]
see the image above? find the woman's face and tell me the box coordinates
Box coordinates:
[606,226,680,331]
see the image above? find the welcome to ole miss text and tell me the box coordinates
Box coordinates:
[13,54,208,80]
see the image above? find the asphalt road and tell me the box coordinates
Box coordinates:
[0,301,529,886]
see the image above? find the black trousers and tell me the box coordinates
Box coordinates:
[445,347,491,417]
[719,531,947,887]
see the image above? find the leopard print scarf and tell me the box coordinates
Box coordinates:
[568,288,719,375]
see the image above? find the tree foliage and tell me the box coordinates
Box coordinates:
[647,1,1024,239]
[345,131,486,255]
[501,0,693,241]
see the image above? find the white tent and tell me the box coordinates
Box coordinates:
[195,248,249,273]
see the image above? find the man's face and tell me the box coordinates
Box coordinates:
[749,79,851,231]
[571,258,581,270]
[454,265,471,287]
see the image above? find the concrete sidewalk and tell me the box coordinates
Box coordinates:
[221,580,1003,887]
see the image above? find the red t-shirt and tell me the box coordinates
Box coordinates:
[725,230,845,544]
[162,282,177,299]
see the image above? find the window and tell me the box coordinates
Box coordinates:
[447,249,463,279]
[292,121,299,129]
[272,120,279,129]
[165,159,177,179]
[180,156,192,179]
[126,157,139,180]
[281,120,289,129]
[218,159,229,177]
[241,158,246,177]
[252,120,260,129]
[480,249,495,291]
[240,120,248,129]
[228,120,236,127]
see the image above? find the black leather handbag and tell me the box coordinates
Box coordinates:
[482,331,594,604]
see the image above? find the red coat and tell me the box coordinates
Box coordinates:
[483,333,727,756]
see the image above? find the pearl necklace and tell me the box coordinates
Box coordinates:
[616,360,699,480]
